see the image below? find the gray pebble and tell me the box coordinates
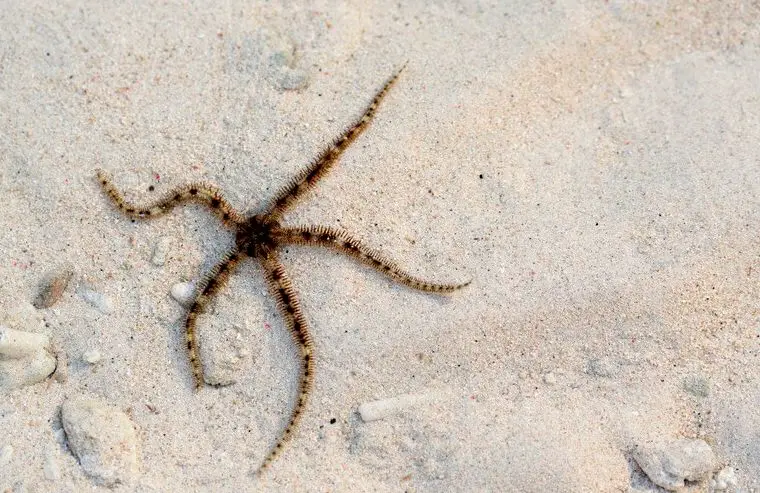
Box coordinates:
[632,438,717,490]
[61,397,139,486]
[77,287,113,314]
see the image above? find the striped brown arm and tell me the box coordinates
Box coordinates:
[96,169,245,227]
[274,225,470,293]
[185,248,244,389]
[257,250,315,475]
[264,64,407,221]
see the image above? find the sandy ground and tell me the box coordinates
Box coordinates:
[1,1,759,491]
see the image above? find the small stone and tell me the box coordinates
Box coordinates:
[61,397,139,486]
[33,266,74,309]
[82,349,102,365]
[150,237,171,266]
[0,444,12,465]
[712,467,738,490]
[77,287,113,314]
[632,438,717,490]
[170,282,195,307]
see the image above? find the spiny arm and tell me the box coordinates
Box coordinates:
[265,63,407,221]
[274,225,470,293]
[96,169,245,227]
[185,248,243,389]
[257,250,315,475]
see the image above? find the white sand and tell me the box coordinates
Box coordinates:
[1,1,759,491]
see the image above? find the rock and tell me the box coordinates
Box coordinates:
[33,266,74,309]
[61,397,139,486]
[632,438,717,490]
[170,282,195,307]
[712,467,738,490]
[82,349,102,365]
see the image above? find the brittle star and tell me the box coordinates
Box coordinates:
[96,64,469,475]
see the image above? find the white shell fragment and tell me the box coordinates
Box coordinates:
[61,397,139,486]
[632,438,717,491]
[0,325,56,391]
[170,282,195,307]
[358,390,439,422]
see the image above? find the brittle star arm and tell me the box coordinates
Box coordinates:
[96,168,245,227]
[186,248,244,389]
[257,250,315,475]
[265,63,407,221]
[273,225,470,293]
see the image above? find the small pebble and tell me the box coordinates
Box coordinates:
[61,397,139,486]
[0,444,12,465]
[712,466,738,490]
[150,237,171,266]
[632,438,717,491]
[33,266,74,309]
[82,349,102,365]
[78,287,113,314]
[170,282,195,306]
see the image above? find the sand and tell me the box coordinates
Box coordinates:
[1,1,759,491]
